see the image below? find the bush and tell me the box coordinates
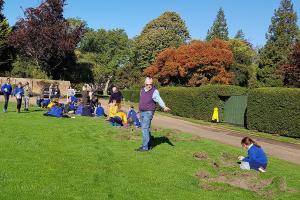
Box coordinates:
[123,85,247,121]
[247,88,300,137]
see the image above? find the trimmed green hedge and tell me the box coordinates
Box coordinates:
[123,85,247,121]
[247,88,300,137]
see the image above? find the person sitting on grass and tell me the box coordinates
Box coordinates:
[82,99,94,117]
[127,105,141,128]
[13,82,24,113]
[75,99,84,115]
[91,95,99,109]
[43,102,70,118]
[108,100,118,119]
[95,101,107,117]
[65,96,77,113]
[47,98,59,111]
[238,137,268,173]
[41,98,51,108]
[109,109,128,127]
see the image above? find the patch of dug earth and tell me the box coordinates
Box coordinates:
[195,170,294,198]
[193,152,209,160]
[212,153,238,169]
[195,171,210,179]
[115,133,140,141]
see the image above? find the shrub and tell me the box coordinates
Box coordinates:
[247,88,300,137]
[123,85,247,121]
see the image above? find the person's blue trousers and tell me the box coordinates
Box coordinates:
[140,111,154,150]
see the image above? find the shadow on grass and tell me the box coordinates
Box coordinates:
[151,136,175,149]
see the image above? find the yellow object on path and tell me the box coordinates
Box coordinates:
[212,107,219,122]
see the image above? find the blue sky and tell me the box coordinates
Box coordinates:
[4,0,300,47]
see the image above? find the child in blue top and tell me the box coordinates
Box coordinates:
[13,82,25,113]
[238,137,268,172]
[127,105,141,128]
[43,102,70,118]
[95,102,107,117]
[1,78,12,112]
[75,100,84,115]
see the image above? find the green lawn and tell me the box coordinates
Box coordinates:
[0,105,299,200]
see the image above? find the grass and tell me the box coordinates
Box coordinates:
[0,104,300,200]
[121,100,300,145]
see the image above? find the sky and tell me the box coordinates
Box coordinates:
[4,0,300,47]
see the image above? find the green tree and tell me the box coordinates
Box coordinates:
[78,28,133,93]
[257,0,300,86]
[0,0,12,74]
[228,39,257,87]
[234,29,245,40]
[206,8,229,40]
[135,11,190,68]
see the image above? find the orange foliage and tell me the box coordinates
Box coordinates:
[144,39,234,86]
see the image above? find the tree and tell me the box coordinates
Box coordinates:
[135,11,190,68]
[78,28,133,93]
[227,39,257,87]
[8,0,85,79]
[281,42,300,87]
[206,8,229,40]
[144,39,234,86]
[234,29,245,40]
[257,0,300,86]
[0,0,12,74]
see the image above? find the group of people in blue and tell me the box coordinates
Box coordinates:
[1,77,268,173]
[1,78,31,113]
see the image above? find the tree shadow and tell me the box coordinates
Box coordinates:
[150,136,174,149]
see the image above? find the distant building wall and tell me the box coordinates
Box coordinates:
[0,77,71,96]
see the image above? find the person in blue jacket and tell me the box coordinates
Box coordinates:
[127,105,141,128]
[75,100,84,115]
[43,102,70,118]
[238,137,268,173]
[1,78,12,112]
[13,82,25,113]
[95,102,107,117]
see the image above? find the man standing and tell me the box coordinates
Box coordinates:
[109,87,123,109]
[136,77,170,152]
[1,78,12,113]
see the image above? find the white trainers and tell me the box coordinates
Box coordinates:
[258,167,266,173]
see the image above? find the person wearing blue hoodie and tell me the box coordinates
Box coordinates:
[43,102,70,118]
[13,82,25,113]
[1,78,12,112]
[95,102,107,117]
[127,105,141,128]
[238,137,268,173]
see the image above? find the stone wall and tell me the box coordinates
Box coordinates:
[0,77,71,96]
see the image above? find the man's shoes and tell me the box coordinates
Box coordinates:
[135,147,149,152]
[3,108,6,113]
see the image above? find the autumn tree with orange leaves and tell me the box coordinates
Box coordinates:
[144,39,234,86]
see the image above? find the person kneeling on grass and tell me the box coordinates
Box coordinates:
[109,110,128,127]
[43,102,70,118]
[238,137,268,173]
[127,105,141,128]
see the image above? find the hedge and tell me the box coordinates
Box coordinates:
[247,88,300,138]
[123,85,247,121]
